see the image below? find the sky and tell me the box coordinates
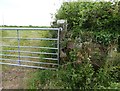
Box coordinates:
[0,0,64,26]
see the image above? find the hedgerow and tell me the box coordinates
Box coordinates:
[35,1,120,89]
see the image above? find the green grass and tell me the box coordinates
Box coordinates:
[1,27,58,89]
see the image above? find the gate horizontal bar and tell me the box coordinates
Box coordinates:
[0,58,58,65]
[1,45,58,50]
[0,54,58,61]
[0,28,60,31]
[0,27,61,69]
[2,50,58,55]
[1,37,58,41]
[0,62,57,70]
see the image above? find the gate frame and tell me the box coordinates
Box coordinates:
[0,27,62,70]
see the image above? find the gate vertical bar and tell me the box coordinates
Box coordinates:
[0,27,61,69]
[57,29,60,64]
[17,30,21,64]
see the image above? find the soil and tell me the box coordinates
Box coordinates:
[1,66,36,89]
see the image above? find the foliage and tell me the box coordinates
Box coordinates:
[93,31,118,46]
[36,58,120,89]
[30,1,120,89]
[55,1,120,33]
[118,36,120,52]
[54,1,119,57]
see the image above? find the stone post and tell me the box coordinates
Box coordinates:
[57,20,67,64]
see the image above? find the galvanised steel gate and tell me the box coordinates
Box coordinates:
[0,28,62,70]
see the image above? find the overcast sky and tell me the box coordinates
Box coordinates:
[0,0,64,26]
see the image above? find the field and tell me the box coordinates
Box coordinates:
[0,27,58,89]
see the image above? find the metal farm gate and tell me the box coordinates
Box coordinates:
[0,28,62,70]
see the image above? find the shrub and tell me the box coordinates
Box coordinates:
[55,1,120,33]
[34,1,120,89]
[37,58,120,89]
